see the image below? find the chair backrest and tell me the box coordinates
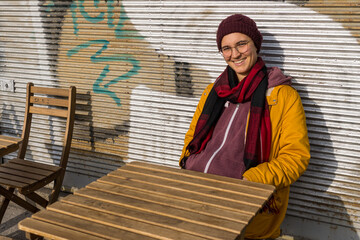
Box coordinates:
[18,82,76,169]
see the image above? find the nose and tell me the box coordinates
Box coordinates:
[231,47,241,58]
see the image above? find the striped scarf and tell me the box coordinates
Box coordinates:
[182,57,271,170]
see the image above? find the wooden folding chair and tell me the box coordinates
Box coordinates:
[0,82,76,223]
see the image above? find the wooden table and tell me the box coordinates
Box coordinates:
[0,135,22,158]
[19,161,275,240]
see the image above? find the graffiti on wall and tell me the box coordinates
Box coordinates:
[37,0,207,161]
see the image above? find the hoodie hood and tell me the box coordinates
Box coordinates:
[267,67,292,88]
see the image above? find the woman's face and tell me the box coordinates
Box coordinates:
[220,32,258,81]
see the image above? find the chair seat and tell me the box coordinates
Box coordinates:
[0,158,62,194]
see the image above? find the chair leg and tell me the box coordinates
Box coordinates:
[26,232,44,240]
[0,187,15,223]
[25,192,48,208]
[48,174,64,205]
[0,185,39,217]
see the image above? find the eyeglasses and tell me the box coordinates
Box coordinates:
[220,41,250,58]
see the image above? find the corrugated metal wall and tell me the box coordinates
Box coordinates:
[0,0,359,239]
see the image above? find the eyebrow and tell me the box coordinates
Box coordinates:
[236,40,248,44]
[222,40,248,48]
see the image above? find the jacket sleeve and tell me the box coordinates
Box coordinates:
[179,84,213,165]
[243,86,310,188]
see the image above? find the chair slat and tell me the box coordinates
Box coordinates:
[9,158,60,172]
[31,86,69,97]
[0,172,36,184]
[3,162,54,176]
[0,176,28,188]
[29,106,68,118]
[30,96,69,107]
[0,166,45,180]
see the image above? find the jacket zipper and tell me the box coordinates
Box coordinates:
[204,104,240,173]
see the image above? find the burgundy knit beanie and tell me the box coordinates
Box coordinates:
[216,14,263,53]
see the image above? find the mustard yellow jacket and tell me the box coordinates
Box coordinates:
[179,83,310,239]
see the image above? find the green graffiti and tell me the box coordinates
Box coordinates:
[67,40,141,106]
[43,0,55,12]
[78,0,105,23]
[70,0,144,39]
[106,0,115,28]
[68,1,143,105]
[70,1,79,35]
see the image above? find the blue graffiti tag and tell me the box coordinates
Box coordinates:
[70,0,144,39]
[68,1,143,106]
[78,0,105,23]
[43,0,55,13]
[67,40,140,106]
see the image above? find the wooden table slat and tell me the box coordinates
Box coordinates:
[19,218,113,240]
[0,135,22,143]
[98,175,264,213]
[0,140,17,147]
[108,170,267,206]
[114,164,274,199]
[31,209,161,240]
[71,188,246,233]
[86,181,252,224]
[128,161,275,192]
[0,135,22,157]
[47,200,233,240]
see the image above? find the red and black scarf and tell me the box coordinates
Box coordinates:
[181,57,271,170]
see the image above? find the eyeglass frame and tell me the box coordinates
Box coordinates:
[219,40,251,58]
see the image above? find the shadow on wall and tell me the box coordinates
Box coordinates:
[68,91,129,175]
[73,91,130,151]
[174,61,194,97]
[260,31,360,240]
[39,0,72,76]
[282,95,360,240]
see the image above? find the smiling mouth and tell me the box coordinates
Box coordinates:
[234,59,245,65]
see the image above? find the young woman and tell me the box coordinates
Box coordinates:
[179,14,310,239]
